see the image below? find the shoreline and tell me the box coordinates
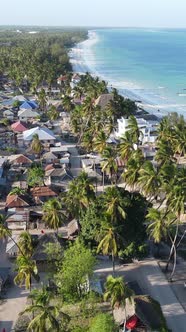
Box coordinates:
[69,29,186,119]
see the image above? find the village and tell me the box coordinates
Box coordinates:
[0,65,186,332]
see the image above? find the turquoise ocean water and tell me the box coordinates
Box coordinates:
[70,28,186,117]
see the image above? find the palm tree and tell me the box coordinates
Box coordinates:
[31,134,43,157]
[14,255,40,292]
[93,130,108,154]
[123,149,144,190]
[126,115,142,145]
[103,186,127,223]
[104,275,133,330]
[155,139,175,166]
[118,131,135,161]
[101,146,118,185]
[17,231,33,258]
[21,287,69,332]
[97,225,118,273]
[37,88,47,112]
[42,198,66,233]
[138,160,161,200]
[62,95,74,112]
[64,171,95,218]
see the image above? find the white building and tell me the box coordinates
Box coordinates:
[23,126,56,145]
[115,117,159,144]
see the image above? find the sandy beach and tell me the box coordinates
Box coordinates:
[69,30,186,119]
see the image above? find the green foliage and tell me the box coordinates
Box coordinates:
[0,29,87,90]
[89,313,118,332]
[55,240,96,301]
[119,242,148,262]
[27,164,44,187]
[42,198,66,231]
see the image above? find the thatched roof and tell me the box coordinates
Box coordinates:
[32,233,65,262]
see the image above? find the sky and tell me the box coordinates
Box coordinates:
[1,0,186,27]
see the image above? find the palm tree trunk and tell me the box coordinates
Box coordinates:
[166,220,179,274]
[112,251,115,275]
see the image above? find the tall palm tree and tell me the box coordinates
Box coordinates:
[21,286,69,332]
[104,275,133,330]
[31,134,43,157]
[97,225,118,273]
[17,231,33,258]
[62,95,74,112]
[103,186,127,223]
[138,160,161,200]
[93,130,108,154]
[64,171,95,218]
[14,256,40,292]
[126,115,142,145]
[101,146,118,185]
[123,149,144,190]
[118,131,135,161]
[42,198,66,233]
[37,88,47,112]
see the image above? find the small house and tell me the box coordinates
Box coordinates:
[11,121,27,133]
[3,109,14,120]
[5,194,32,209]
[31,186,57,204]
[44,168,73,189]
[18,109,39,122]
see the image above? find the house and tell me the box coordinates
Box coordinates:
[23,126,56,145]
[0,156,7,188]
[32,233,66,271]
[18,109,39,122]
[11,121,27,133]
[115,116,159,144]
[5,194,32,209]
[3,109,14,120]
[57,75,68,85]
[7,154,32,167]
[6,235,19,257]
[6,208,29,230]
[44,168,73,189]
[42,151,58,164]
[12,180,28,190]
[19,100,38,111]
[94,93,114,110]
[50,145,69,158]
[31,186,57,204]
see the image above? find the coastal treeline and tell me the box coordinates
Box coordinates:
[0,28,87,90]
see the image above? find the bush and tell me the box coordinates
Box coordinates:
[119,242,148,262]
[89,313,118,332]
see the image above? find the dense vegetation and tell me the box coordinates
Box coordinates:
[0,28,87,91]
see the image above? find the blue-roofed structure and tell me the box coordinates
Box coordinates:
[20,101,38,110]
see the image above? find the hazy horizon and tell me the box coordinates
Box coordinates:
[2,0,186,28]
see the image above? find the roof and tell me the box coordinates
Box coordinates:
[46,168,73,179]
[18,109,39,118]
[42,151,57,160]
[67,219,79,237]
[3,109,14,115]
[32,233,65,261]
[134,295,164,330]
[45,164,55,171]
[8,154,32,165]
[94,93,114,110]
[20,101,38,110]
[31,186,57,197]
[6,194,31,208]
[11,121,27,132]
[23,126,56,141]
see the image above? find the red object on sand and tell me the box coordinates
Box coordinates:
[126,314,138,329]
[41,230,44,234]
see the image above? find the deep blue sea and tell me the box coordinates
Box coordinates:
[70,28,186,116]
